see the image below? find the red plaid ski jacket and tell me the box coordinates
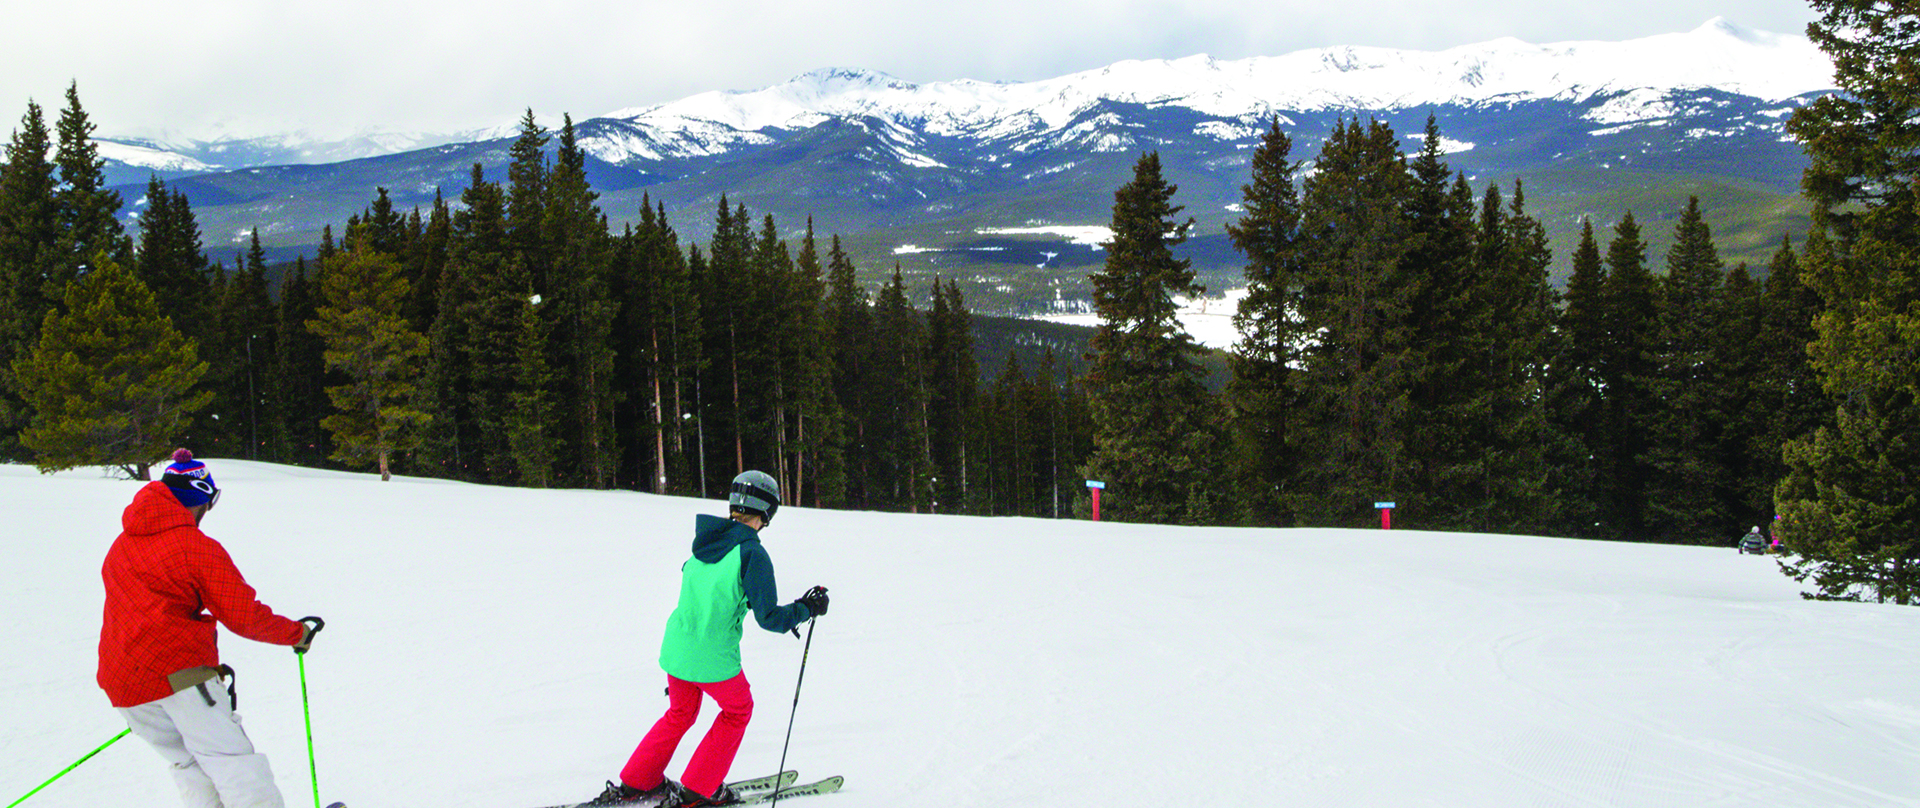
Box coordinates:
[98,481,305,707]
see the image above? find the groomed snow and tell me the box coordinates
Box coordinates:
[3,461,1915,808]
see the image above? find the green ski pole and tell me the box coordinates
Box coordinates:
[296,616,326,808]
[5,728,130,808]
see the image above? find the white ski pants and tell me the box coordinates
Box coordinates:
[118,678,286,808]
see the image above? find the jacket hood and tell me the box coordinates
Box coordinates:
[123,480,196,537]
[691,513,758,563]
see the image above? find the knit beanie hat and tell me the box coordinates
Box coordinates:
[161,448,219,509]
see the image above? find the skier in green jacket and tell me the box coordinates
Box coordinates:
[585,471,829,807]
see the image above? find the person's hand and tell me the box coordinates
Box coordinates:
[295,616,325,654]
[797,586,829,618]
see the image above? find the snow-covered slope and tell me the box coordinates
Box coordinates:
[584,17,1833,162]
[2,460,1914,808]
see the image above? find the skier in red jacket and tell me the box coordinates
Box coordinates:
[99,450,320,808]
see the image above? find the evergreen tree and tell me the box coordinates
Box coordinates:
[1459,182,1558,533]
[868,265,932,511]
[13,253,210,478]
[452,167,523,483]
[1081,151,1221,524]
[782,221,836,507]
[1224,119,1305,526]
[203,230,276,460]
[1399,123,1487,530]
[1287,118,1419,526]
[53,83,129,284]
[926,277,976,513]
[822,234,874,508]
[1544,218,1609,536]
[545,115,616,487]
[1640,197,1727,543]
[508,291,558,487]
[272,256,330,467]
[1714,261,1772,531]
[1740,237,1829,528]
[307,233,430,481]
[1597,212,1659,540]
[0,101,59,455]
[134,178,211,318]
[1776,0,1920,602]
[506,109,550,291]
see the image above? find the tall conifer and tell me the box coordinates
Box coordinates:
[1081,151,1220,524]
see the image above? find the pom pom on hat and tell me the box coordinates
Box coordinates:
[161,448,218,509]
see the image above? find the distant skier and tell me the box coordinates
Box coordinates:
[98,450,321,808]
[583,470,829,807]
[1738,526,1766,554]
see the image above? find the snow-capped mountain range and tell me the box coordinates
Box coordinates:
[107,18,1835,312]
[573,17,1828,164]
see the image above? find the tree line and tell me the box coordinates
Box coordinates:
[1083,118,1827,548]
[0,99,1095,514]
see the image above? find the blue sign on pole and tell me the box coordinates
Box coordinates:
[1087,480,1106,490]
[1374,501,1396,509]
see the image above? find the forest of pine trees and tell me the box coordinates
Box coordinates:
[0,54,1913,604]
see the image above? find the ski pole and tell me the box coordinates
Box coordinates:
[772,617,816,808]
[296,617,326,808]
[5,728,130,808]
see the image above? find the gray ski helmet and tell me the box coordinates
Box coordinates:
[729,470,780,523]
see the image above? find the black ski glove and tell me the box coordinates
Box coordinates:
[294,616,325,654]
[796,586,829,618]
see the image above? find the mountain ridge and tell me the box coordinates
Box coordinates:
[98,18,1834,314]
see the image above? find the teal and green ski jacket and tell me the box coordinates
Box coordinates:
[659,514,812,683]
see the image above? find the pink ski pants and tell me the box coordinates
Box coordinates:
[621,672,754,798]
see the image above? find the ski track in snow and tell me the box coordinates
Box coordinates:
[2,463,1917,808]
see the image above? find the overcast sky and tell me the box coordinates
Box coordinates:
[4,0,1822,142]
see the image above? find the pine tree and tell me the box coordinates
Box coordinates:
[508,291,558,487]
[1544,218,1608,536]
[926,278,977,513]
[1775,0,1920,602]
[782,220,836,507]
[272,256,329,466]
[545,115,616,487]
[868,265,933,511]
[1461,182,1558,533]
[1714,261,1772,531]
[1745,236,1829,525]
[1081,151,1221,524]
[506,109,550,291]
[134,178,211,319]
[0,101,60,456]
[1399,122,1488,530]
[1597,212,1659,540]
[13,253,210,478]
[1224,118,1305,526]
[1287,118,1419,526]
[1637,197,1728,543]
[307,233,430,481]
[203,230,276,460]
[53,83,129,286]
[822,234,873,508]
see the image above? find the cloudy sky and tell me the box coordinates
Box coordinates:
[4,0,1820,142]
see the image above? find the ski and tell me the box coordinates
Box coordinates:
[735,776,843,805]
[722,770,800,794]
[529,772,799,808]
